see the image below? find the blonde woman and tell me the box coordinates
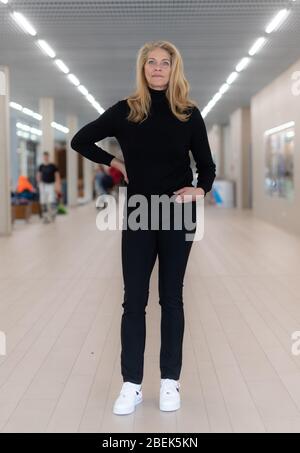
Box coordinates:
[71,40,216,415]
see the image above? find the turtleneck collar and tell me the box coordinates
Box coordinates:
[148,86,168,101]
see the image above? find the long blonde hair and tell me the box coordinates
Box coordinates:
[125,40,198,123]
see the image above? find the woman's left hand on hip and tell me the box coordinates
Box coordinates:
[173,187,205,203]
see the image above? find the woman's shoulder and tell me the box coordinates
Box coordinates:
[187,104,203,121]
[187,103,200,115]
[109,99,129,115]
[100,99,128,124]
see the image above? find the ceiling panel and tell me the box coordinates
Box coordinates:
[0,0,300,128]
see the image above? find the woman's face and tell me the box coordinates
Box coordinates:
[144,48,171,91]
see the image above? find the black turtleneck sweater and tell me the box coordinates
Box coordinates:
[71,86,216,197]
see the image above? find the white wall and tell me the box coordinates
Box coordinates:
[251,58,300,234]
[208,125,222,178]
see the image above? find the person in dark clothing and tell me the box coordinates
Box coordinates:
[36,151,61,223]
[94,164,111,197]
[71,40,216,415]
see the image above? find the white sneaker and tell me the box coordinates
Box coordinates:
[113,382,143,415]
[160,378,181,411]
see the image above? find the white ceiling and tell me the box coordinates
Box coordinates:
[1,0,300,128]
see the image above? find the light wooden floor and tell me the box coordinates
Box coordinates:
[1,203,300,433]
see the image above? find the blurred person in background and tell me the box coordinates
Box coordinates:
[15,175,37,201]
[36,151,61,223]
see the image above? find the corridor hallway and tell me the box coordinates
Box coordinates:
[1,204,300,433]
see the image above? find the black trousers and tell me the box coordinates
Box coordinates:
[120,198,197,384]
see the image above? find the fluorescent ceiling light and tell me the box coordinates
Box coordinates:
[10,101,42,120]
[219,83,229,94]
[206,99,216,110]
[201,101,214,117]
[14,110,67,135]
[11,11,37,36]
[248,37,267,56]
[17,131,30,139]
[10,101,22,111]
[226,72,238,85]
[91,102,103,114]
[265,9,290,34]
[30,127,42,136]
[286,131,295,138]
[23,110,42,120]
[201,5,294,118]
[22,107,42,120]
[212,92,222,103]
[55,59,69,74]
[51,122,69,134]
[86,94,95,104]
[68,74,80,86]
[1,1,9,4]
[78,85,89,96]
[37,40,56,58]
[92,102,101,109]
[17,122,30,132]
[264,121,295,136]
[32,112,42,121]
[22,107,34,116]
[236,57,251,72]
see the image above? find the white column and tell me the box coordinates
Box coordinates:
[229,107,251,209]
[208,125,223,178]
[10,117,19,188]
[222,125,231,180]
[39,97,54,161]
[83,158,93,203]
[0,66,12,236]
[19,140,28,176]
[67,115,78,207]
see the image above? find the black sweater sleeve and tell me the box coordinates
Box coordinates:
[70,102,119,166]
[190,107,216,195]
